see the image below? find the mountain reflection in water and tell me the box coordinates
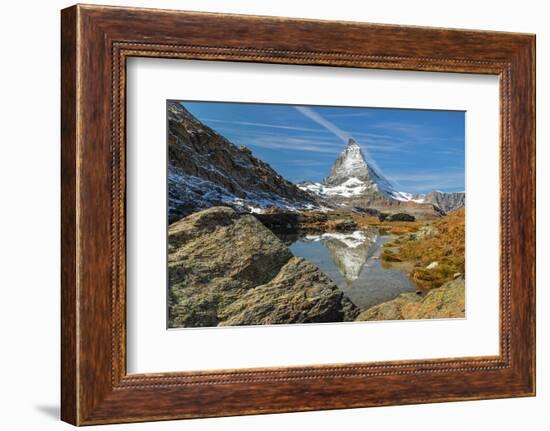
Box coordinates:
[286,230,416,310]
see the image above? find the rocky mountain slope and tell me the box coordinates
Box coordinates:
[298,138,464,216]
[168,207,358,327]
[168,101,321,222]
[417,190,465,213]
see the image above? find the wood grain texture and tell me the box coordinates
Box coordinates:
[60,4,536,425]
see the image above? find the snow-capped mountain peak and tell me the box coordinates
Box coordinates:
[300,138,414,202]
[298,138,465,214]
[325,139,370,185]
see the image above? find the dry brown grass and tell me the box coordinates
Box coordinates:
[354,216,424,235]
[380,208,465,291]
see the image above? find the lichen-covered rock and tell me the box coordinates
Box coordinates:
[219,257,358,326]
[168,206,358,327]
[356,277,465,321]
[355,293,421,321]
[408,277,465,319]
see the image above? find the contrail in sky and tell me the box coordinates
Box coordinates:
[294,105,387,176]
[294,106,350,142]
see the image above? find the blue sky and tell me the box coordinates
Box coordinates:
[179,101,465,194]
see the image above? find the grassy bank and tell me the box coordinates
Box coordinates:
[379,208,465,291]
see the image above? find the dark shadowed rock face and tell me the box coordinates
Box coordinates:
[253,210,359,235]
[380,212,416,222]
[168,206,358,328]
[167,102,320,222]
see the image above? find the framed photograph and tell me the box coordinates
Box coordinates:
[61,4,536,425]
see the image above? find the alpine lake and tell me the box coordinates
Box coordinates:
[278,229,418,312]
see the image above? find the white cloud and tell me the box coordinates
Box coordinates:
[202,118,324,133]
[243,136,341,154]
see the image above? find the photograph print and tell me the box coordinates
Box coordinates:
[167,100,465,329]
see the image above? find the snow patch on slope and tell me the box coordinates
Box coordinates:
[300,177,371,198]
[169,171,323,219]
[298,177,424,203]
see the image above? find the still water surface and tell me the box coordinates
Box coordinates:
[287,230,416,310]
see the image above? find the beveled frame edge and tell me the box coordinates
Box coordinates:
[61,4,535,426]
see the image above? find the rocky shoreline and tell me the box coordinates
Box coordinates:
[168,207,359,328]
[356,277,465,321]
[168,206,465,327]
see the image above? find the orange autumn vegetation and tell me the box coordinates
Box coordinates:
[354,216,423,235]
[380,208,465,291]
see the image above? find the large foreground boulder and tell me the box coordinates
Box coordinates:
[219,257,358,326]
[168,206,358,327]
[356,277,465,321]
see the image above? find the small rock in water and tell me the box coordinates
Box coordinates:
[426,261,439,269]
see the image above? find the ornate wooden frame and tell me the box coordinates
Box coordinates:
[61,4,536,425]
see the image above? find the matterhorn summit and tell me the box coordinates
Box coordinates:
[324,138,378,185]
[299,138,416,204]
[325,139,372,185]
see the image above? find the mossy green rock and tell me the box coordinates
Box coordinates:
[356,277,465,321]
[168,206,358,327]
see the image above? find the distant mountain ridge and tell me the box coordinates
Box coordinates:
[417,191,465,213]
[168,102,321,222]
[298,138,464,215]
